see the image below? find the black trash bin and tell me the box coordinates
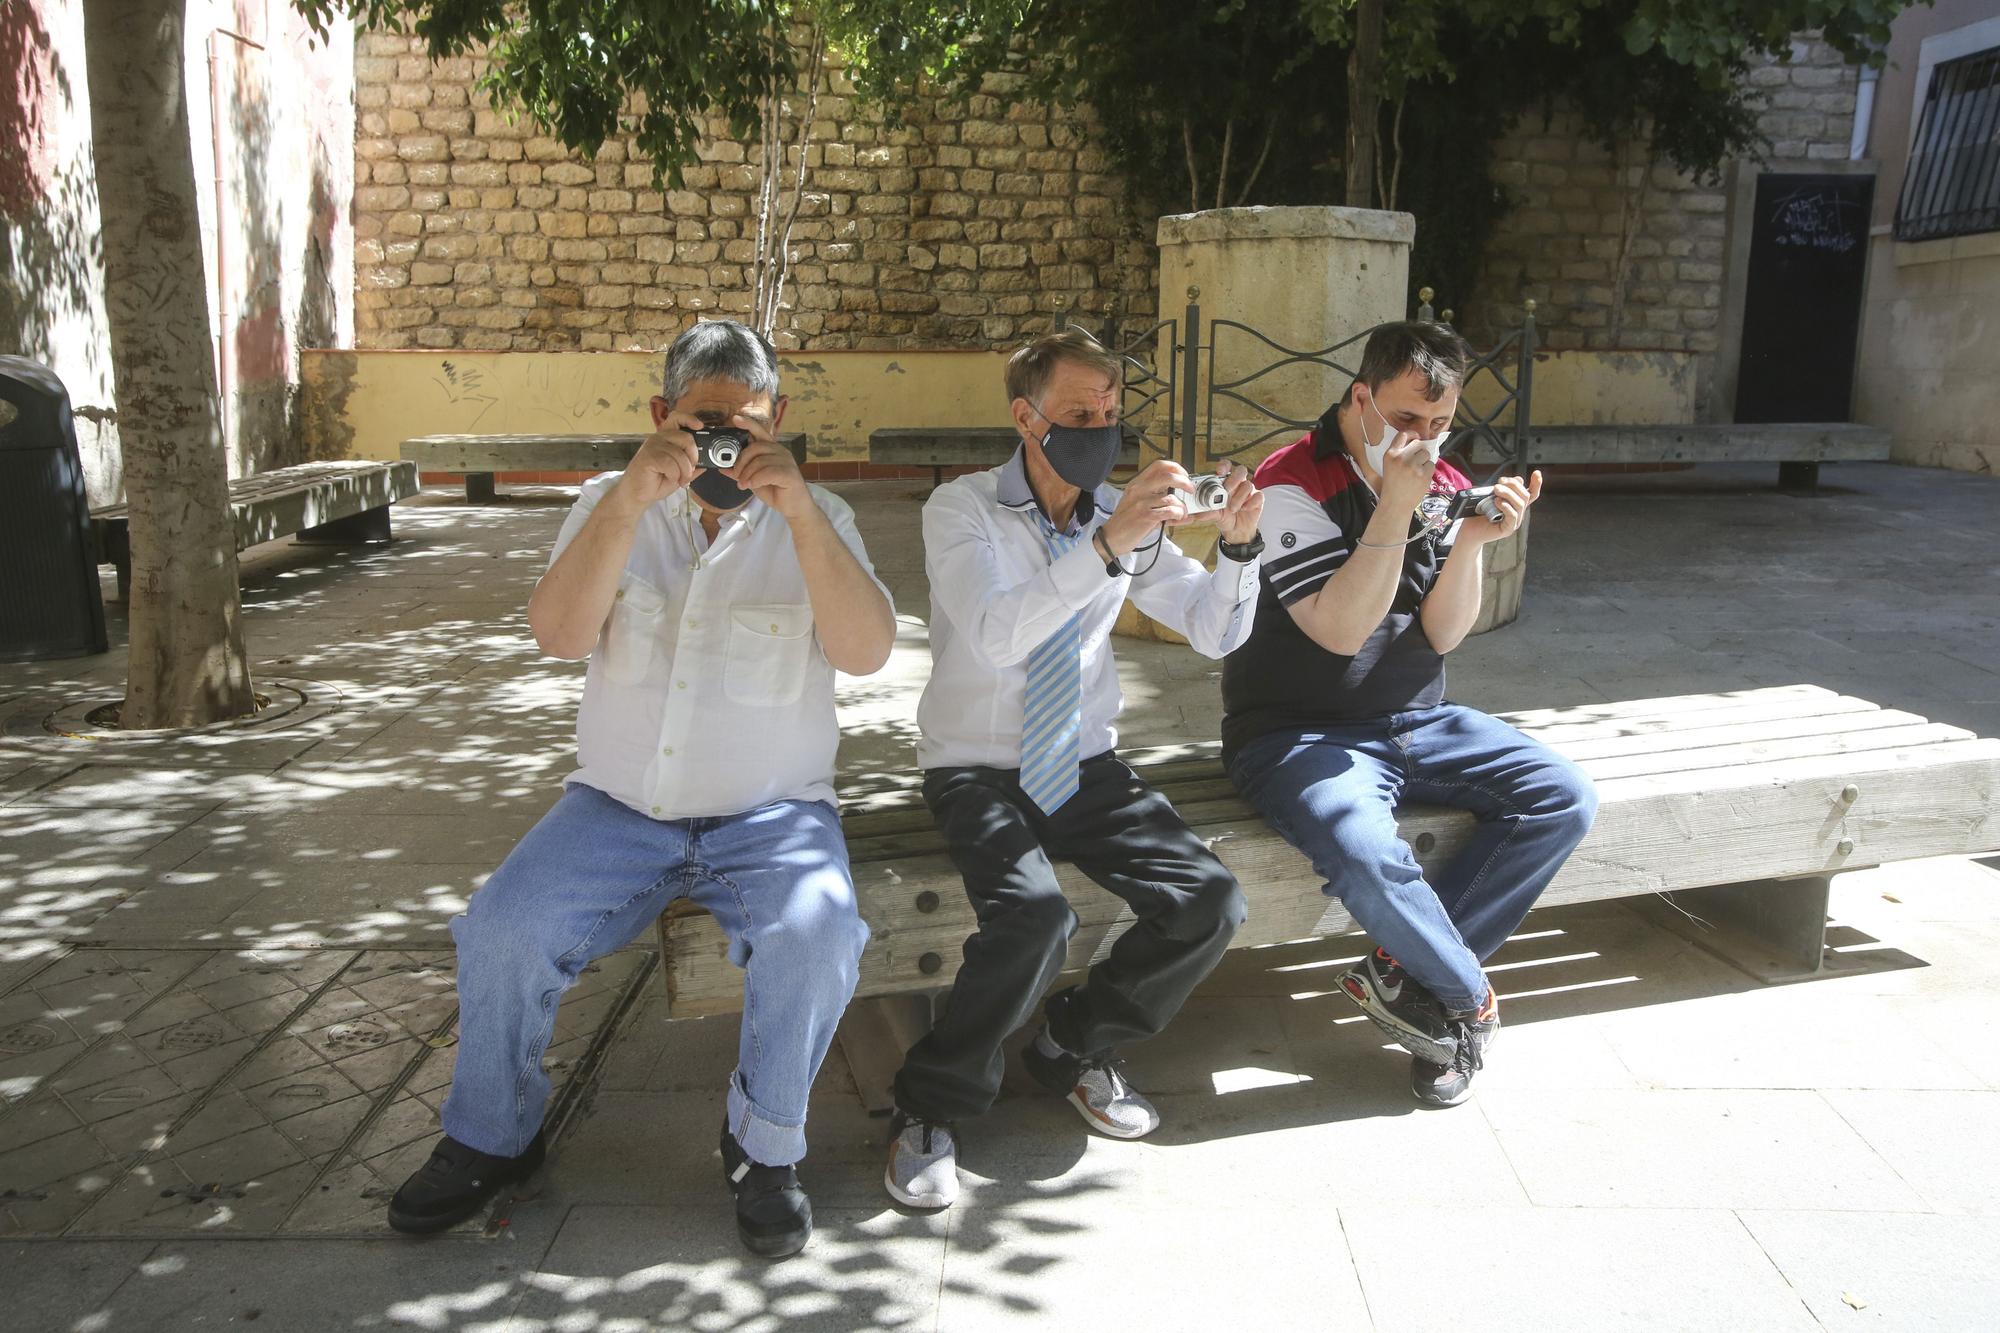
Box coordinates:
[0,355,109,661]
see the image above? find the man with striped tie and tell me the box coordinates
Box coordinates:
[883,329,1266,1210]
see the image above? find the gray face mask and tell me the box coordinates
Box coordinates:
[1029,401,1122,492]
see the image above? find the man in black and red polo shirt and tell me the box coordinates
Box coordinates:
[1222,320,1597,1107]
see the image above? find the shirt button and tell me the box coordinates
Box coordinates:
[676,680,687,690]
[768,621,780,632]
[614,589,625,601]
[685,617,699,628]
[661,745,674,757]
[651,804,661,815]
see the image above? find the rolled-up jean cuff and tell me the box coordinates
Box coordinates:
[726,1070,807,1167]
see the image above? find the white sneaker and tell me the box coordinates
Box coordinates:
[884,1113,958,1209]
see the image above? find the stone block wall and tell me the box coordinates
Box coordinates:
[350,33,1156,352]
[351,33,1862,366]
[1460,36,1860,354]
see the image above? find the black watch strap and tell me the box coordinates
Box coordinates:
[1218,532,1266,562]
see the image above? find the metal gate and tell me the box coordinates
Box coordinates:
[1075,288,1538,482]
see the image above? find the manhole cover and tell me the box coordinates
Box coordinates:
[0,1022,58,1055]
[320,1021,391,1052]
[155,1018,228,1051]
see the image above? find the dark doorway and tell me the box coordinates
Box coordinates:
[1733,172,1875,425]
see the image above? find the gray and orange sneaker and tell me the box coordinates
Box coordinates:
[1022,1032,1161,1140]
[1338,947,1460,1066]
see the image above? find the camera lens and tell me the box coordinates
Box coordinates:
[710,442,740,468]
[1196,477,1226,509]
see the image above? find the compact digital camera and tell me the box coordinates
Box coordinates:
[1443,484,1503,523]
[1184,473,1230,514]
[691,426,750,470]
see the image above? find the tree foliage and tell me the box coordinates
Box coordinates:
[963,0,1918,319]
[296,0,1029,185]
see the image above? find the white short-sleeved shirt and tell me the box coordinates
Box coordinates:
[547,474,890,820]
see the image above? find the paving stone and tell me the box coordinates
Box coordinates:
[1346,1204,1819,1332]
[1740,1209,2000,1330]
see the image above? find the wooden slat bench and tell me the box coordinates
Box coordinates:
[1493,423,1893,492]
[869,426,1146,490]
[401,432,809,501]
[655,685,2000,1105]
[90,460,419,602]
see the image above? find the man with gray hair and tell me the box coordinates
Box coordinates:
[389,319,896,1257]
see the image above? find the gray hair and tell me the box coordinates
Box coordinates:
[661,319,781,404]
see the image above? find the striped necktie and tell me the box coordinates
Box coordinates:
[1020,519,1085,815]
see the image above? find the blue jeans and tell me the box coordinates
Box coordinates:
[441,783,867,1166]
[1226,705,1598,1012]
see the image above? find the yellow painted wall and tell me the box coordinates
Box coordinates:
[302,346,1700,465]
[1853,235,2000,477]
[302,348,1016,464]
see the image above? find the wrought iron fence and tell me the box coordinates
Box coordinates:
[1073,288,1537,481]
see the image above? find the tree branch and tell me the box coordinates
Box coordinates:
[1214,117,1233,211]
[1234,119,1277,206]
[1182,118,1201,214]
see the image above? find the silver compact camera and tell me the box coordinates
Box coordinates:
[1184,473,1230,514]
[691,426,749,470]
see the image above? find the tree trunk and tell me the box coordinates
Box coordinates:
[1345,0,1384,208]
[84,0,254,728]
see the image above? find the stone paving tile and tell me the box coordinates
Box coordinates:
[0,947,649,1239]
[518,1202,950,1332]
[1740,1209,2000,1331]
[1479,1085,1927,1212]
[1347,1204,1819,1332]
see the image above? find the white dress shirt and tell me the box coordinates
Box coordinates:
[549,474,891,820]
[915,447,1261,770]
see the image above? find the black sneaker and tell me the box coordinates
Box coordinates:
[1412,992,1501,1108]
[387,1130,545,1234]
[1339,948,1460,1066]
[720,1124,812,1258]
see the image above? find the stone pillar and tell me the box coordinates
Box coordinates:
[1471,512,1528,634]
[1155,205,1414,468]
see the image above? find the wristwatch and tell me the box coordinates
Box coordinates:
[1217,531,1266,563]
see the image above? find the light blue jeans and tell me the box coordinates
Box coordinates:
[441,783,867,1166]
[1228,705,1597,1013]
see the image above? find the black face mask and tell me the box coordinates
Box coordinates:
[1033,409,1122,493]
[690,467,752,512]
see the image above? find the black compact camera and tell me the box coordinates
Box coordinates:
[691,426,750,470]
[1444,485,1502,523]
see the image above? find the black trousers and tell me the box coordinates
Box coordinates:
[892,752,1247,1122]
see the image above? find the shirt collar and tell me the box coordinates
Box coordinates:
[1312,400,1347,461]
[996,443,1108,532]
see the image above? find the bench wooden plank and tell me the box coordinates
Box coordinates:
[868,426,1148,488]
[402,433,809,501]
[1518,423,1892,466]
[90,461,418,600]
[661,717,2000,1016]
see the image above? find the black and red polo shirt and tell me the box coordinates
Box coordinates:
[1221,422,1472,756]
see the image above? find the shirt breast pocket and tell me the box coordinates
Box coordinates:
[603,577,667,687]
[724,604,816,706]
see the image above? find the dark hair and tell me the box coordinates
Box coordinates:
[1004,328,1122,409]
[662,319,781,403]
[1340,321,1473,407]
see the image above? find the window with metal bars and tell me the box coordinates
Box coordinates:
[1895,47,2000,241]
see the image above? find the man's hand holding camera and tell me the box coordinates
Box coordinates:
[1100,458,1262,556]
[719,413,815,524]
[613,413,703,513]
[1451,470,1542,547]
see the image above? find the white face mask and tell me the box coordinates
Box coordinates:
[1361,394,1449,476]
